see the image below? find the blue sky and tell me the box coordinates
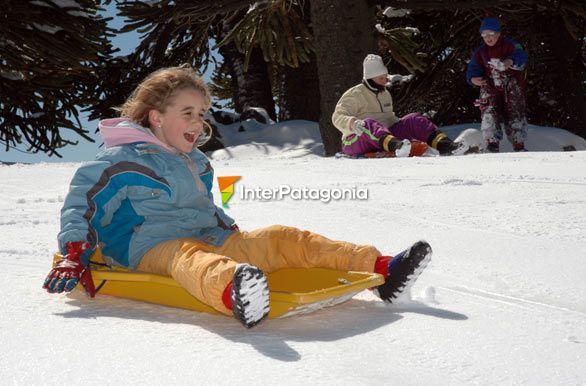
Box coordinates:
[1,3,214,164]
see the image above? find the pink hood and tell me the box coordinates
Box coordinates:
[98,118,177,153]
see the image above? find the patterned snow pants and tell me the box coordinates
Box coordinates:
[477,75,528,145]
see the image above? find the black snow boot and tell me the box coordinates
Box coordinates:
[486,141,500,153]
[375,241,432,303]
[436,138,476,156]
[427,130,472,156]
[231,264,270,328]
[513,143,527,152]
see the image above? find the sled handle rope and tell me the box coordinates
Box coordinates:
[89,259,110,294]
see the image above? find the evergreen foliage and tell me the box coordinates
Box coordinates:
[0,0,115,156]
[376,1,586,138]
[2,0,584,156]
[217,0,314,70]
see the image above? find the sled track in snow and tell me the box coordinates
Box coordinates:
[440,285,586,318]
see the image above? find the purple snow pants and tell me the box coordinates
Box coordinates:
[341,113,437,156]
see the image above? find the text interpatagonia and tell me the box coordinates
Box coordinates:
[239,185,368,203]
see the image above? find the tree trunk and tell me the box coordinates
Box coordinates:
[277,0,320,122]
[542,15,586,139]
[277,57,321,122]
[218,18,276,120]
[310,0,376,156]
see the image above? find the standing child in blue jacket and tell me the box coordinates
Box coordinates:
[43,66,432,328]
[467,17,529,152]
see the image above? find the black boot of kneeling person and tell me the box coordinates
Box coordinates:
[427,130,472,156]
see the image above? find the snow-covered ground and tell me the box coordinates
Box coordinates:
[1,121,585,385]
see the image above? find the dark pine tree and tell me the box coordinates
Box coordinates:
[216,11,277,120]
[374,0,586,140]
[276,0,320,122]
[0,0,115,157]
[310,0,378,156]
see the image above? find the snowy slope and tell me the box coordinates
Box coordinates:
[1,123,585,385]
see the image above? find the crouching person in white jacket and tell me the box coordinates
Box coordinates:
[332,54,472,157]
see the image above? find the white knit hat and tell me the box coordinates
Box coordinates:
[363,54,388,79]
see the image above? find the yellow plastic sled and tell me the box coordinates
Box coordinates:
[53,249,384,318]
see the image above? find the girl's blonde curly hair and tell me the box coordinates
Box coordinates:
[117,65,212,129]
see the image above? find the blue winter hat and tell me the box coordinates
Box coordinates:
[479,18,501,33]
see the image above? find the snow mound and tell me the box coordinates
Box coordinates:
[209,120,324,160]
[207,119,586,160]
[444,123,586,152]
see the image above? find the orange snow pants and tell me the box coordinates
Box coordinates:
[137,225,381,314]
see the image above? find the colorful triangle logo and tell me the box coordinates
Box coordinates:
[217,176,241,208]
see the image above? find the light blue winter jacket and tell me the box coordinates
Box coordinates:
[58,118,235,269]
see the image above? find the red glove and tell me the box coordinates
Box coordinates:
[230,224,240,231]
[43,241,96,297]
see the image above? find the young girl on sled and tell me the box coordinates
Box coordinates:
[43,66,432,328]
